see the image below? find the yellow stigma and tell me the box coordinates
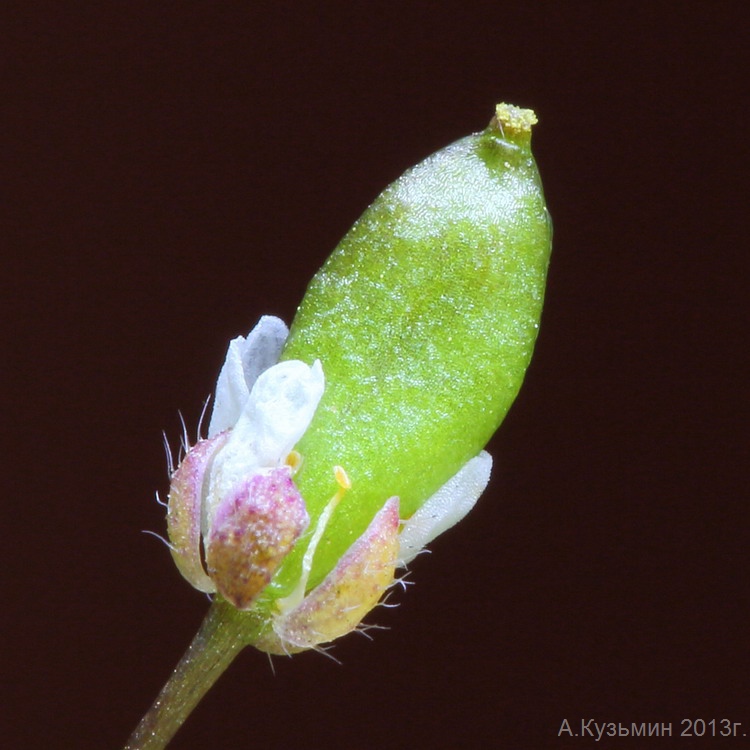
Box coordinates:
[488,102,537,145]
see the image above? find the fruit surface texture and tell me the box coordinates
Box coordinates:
[276,104,553,592]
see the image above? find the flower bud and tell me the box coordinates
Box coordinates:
[166,317,322,611]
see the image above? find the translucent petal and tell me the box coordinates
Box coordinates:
[208,316,289,437]
[397,450,492,565]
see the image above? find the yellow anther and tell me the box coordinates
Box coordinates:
[334,465,351,490]
[285,450,303,475]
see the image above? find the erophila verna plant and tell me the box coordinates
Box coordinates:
[126,103,552,749]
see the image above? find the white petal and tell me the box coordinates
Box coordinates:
[397,450,492,566]
[208,316,289,437]
[206,359,325,525]
[240,359,325,465]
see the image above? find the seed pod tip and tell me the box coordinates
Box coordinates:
[488,102,538,145]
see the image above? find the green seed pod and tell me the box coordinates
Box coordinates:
[134,104,553,747]
[275,103,552,594]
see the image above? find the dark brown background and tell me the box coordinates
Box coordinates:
[5,2,748,748]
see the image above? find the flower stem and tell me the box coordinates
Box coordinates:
[124,599,256,750]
